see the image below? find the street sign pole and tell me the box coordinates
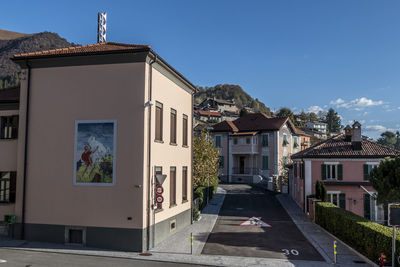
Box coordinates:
[393,226,396,267]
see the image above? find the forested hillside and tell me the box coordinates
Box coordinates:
[195,84,271,115]
[0,30,74,88]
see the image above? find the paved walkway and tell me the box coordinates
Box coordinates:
[276,193,376,267]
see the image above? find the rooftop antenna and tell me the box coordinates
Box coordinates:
[97,12,107,43]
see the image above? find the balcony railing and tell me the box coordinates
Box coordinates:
[232,167,260,175]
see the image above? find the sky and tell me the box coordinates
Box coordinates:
[2,0,400,139]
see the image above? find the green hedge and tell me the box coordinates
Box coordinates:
[316,202,400,265]
[194,185,218,211]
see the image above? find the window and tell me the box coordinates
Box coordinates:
[182,167,187,202]
[328,192,346,209]
[233,138,238,145]
[155,166,163,209]
[215,136,221,148]
[170,109,177,144]
[253,136,258,145]
[0,116,18,139]
[170,167,176,206]
[262,156,269,170]
[321,164,343,180]
[293,137,299,148]
[282,134,288,146]
[363,164,378,180]
[246,137,251,144]
[0,172,16,203]
[262,135,269,147]
[155,102,163,141]
[219,156,224,168]
[182,114,188,146]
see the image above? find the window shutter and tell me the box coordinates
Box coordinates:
[363,164,369,180]
[337,164,343,180]
[11,116,18,139]
[262,156,269,170]
[364,194,371,219]
[9,172,16,203]
[339,193,346,209]
[321,164,326,180]
[216,136,221,147]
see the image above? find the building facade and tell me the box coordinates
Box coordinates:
[290,122,400,223]
[1,42,195,252]
[212,113,310,183]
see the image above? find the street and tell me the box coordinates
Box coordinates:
[0,248,205,267]
[202,184,324,261]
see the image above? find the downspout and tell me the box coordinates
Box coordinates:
[21,61,31,239]
[146,55,157,251]
[302,159,306,211]
[227,134,230,183]
[191,90,194,225]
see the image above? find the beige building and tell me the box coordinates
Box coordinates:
[212,113,309,183]
[0,42,195,252]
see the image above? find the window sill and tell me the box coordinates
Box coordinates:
[182,199,188,204]
[170,142,177,146]
[154,139,164,144]
[182,145,189,148]
[169,204,177,208]
[0,202,13,205]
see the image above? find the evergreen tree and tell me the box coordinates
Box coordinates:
[325,108,341,134]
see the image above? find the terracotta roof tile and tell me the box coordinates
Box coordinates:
[230,131,259,136]
[212,120,239,132]
[12,42,151,59]
[195,110,222,117]
[292,134,400,159]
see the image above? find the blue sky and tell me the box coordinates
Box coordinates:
[2,0,399,139]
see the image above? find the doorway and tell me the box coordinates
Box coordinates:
[240,156,245,174]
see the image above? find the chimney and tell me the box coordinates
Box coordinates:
[344,125,352,142]
[351,121,362,150]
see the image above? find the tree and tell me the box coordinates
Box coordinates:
[308,112,318,122]
[315,180,327,201]
[377,131,396,149]
[276,107,294,123]
[240,107,248,117]
[325,108,341,134]
[193,129,220,189]
[369,157,400,207]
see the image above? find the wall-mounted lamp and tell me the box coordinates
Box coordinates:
[144,101,153,107]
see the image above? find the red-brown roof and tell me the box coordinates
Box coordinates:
[12,42,151,59]
[292,134,400,159]
[212,120,239,132]
[0,86,20,103]
[195,110,222,117]
[233,113,287,131]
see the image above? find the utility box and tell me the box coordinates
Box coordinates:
[389,204,400,226]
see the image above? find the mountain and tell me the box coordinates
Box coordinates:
[0,30,74,88]
[195,84,271,115]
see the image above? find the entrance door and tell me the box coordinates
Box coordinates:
[240,156,245,174]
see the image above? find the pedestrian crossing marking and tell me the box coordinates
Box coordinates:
[239,217,271,228]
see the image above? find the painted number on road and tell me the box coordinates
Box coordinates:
[282,249,299,256]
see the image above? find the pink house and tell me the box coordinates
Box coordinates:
[290,122,400,223]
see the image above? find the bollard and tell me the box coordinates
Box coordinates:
[334,240,337,264]
[191,233,193,254]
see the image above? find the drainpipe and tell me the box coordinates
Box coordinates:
[21,61,32,240]
[227,134,230,183]
[146,54,157,251]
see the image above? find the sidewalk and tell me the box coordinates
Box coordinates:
[276,193,376,267]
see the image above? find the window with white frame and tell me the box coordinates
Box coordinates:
[326,164,338,179]
[253,136,258,144]
[327,192,340,206]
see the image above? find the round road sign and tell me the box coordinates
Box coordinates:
[156,195,164,204]
[156,185,164,195]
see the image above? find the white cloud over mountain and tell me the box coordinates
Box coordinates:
[330,97,383,111]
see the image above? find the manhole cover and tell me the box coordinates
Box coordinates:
[139,253,153,256]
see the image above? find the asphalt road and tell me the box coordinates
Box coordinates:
[0,248,204,267]
[202,184,324,261]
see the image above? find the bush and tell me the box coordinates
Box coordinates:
[315,202,400,264]
[193,206,200,221]
[194,185,218,211]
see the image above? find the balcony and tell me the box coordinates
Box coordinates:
[231,144,259,154]
[232,167,260,175]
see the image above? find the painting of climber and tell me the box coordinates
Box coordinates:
[74,120,116,185]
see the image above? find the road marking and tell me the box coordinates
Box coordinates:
[282,249,300,256]
[239,217,271,227]
[0,259,7,263]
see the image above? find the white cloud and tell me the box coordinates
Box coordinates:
[306,105,325,113]
[334,97,383,110]
[365,125,387,132]
[330,98,344,105]
[362,112,368,116]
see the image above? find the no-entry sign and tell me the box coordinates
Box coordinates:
[156,195,164,204]
[156,185,164,195]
